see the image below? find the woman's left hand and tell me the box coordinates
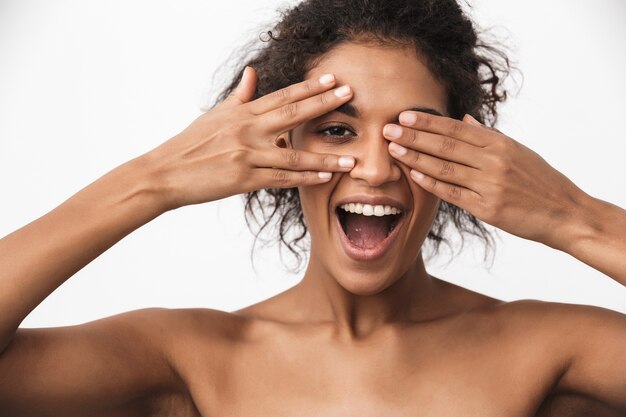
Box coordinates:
[383,111,588,249]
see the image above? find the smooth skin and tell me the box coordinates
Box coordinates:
[0,41,625,417]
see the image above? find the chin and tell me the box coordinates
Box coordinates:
[333,270,397,296]
[316,245,413,296]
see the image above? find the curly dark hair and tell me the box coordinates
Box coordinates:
[210,0,520,271]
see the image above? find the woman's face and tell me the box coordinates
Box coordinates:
[291,41,447,295]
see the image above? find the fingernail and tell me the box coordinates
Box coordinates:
[388,142,407,156]
[318,172,332,180]
[338,156,355,168]
[319,73,335,85]
[334,85,352,98]
[399,112,418,125]
[384,124,403,139]
[465,114,482,126]
[410,169,424,181]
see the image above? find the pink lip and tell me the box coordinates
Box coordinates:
[333,207,406,262]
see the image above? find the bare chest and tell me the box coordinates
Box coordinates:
[179,324,563,417]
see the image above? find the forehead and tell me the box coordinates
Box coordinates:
[305,42,448,118]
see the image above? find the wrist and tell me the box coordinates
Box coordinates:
[553,189,606,255]
[124,150,179,214]
[107,153,173,217]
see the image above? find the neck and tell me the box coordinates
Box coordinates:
[291,250,441,340]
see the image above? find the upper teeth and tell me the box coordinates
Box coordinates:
[340,203,402,216]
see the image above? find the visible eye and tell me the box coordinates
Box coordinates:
[316,123,356,143]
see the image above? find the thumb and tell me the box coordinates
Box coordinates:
[236,66,257,103]
[223,66,257,108]
[463,113,503,133]
[463,113,482,126]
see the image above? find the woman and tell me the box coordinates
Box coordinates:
[0,0,624,416]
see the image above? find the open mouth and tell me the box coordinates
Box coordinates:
[335,203,404,258]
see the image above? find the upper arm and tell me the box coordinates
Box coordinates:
[0,308,183,417]
[552,303,626,413]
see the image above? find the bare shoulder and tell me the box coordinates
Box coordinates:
[0,306,252,417]
[132,307,253,416]
[435,284,625,369]
[493,298,626,330]
[136,306,253,358]
[100,306,250,344]
[151,306,252,335]
[498,299,626,413]
[478,297,626,344]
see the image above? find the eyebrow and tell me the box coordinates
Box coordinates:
[331,103,444,118]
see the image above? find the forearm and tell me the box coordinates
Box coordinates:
[555,192,626,286]
[0,155,165,352]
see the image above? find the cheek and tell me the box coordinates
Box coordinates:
[297,183,332,224]
[400,164,441,235]
[397,162,439,206]
[409,192,441,241]
[297,174,343,236]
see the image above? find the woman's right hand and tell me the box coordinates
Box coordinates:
[143,66,356,211]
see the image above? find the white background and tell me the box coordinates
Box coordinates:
[0,0,624,328]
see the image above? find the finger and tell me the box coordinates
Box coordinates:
[409,169,483,210]
[248,73,337,115]
[261,84,353,133]
[388,141,479,190]
[235,66,258,104]
[256,168,335,188]
[464,113,504,134]
[221,66,258,109]
[383,124,482,168]
[256,148,356,172]
[398,111,493,148]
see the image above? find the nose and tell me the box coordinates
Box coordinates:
[348,128,402,186]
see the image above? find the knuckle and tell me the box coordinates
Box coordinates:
[447,185,462,200]
[409,129,420,147]
[411,151,421,166]
[280,102,298,120]
[429,178,440,192]
[272,169,290,185]
[439,161,455,176]
[320,154,331,169]
[228,148,249,167]
[494,136,516,155]
[448,120,464,136]
[284,149,301,168]
[483,152,499,167]
[320,91,330,106]
[485,152,507,172]
[493,156,512,175]
[302,171,316,184]
[303,80,313,93]
[492,137,508,153]
[439,137,456,154]
[273,87,290,102]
